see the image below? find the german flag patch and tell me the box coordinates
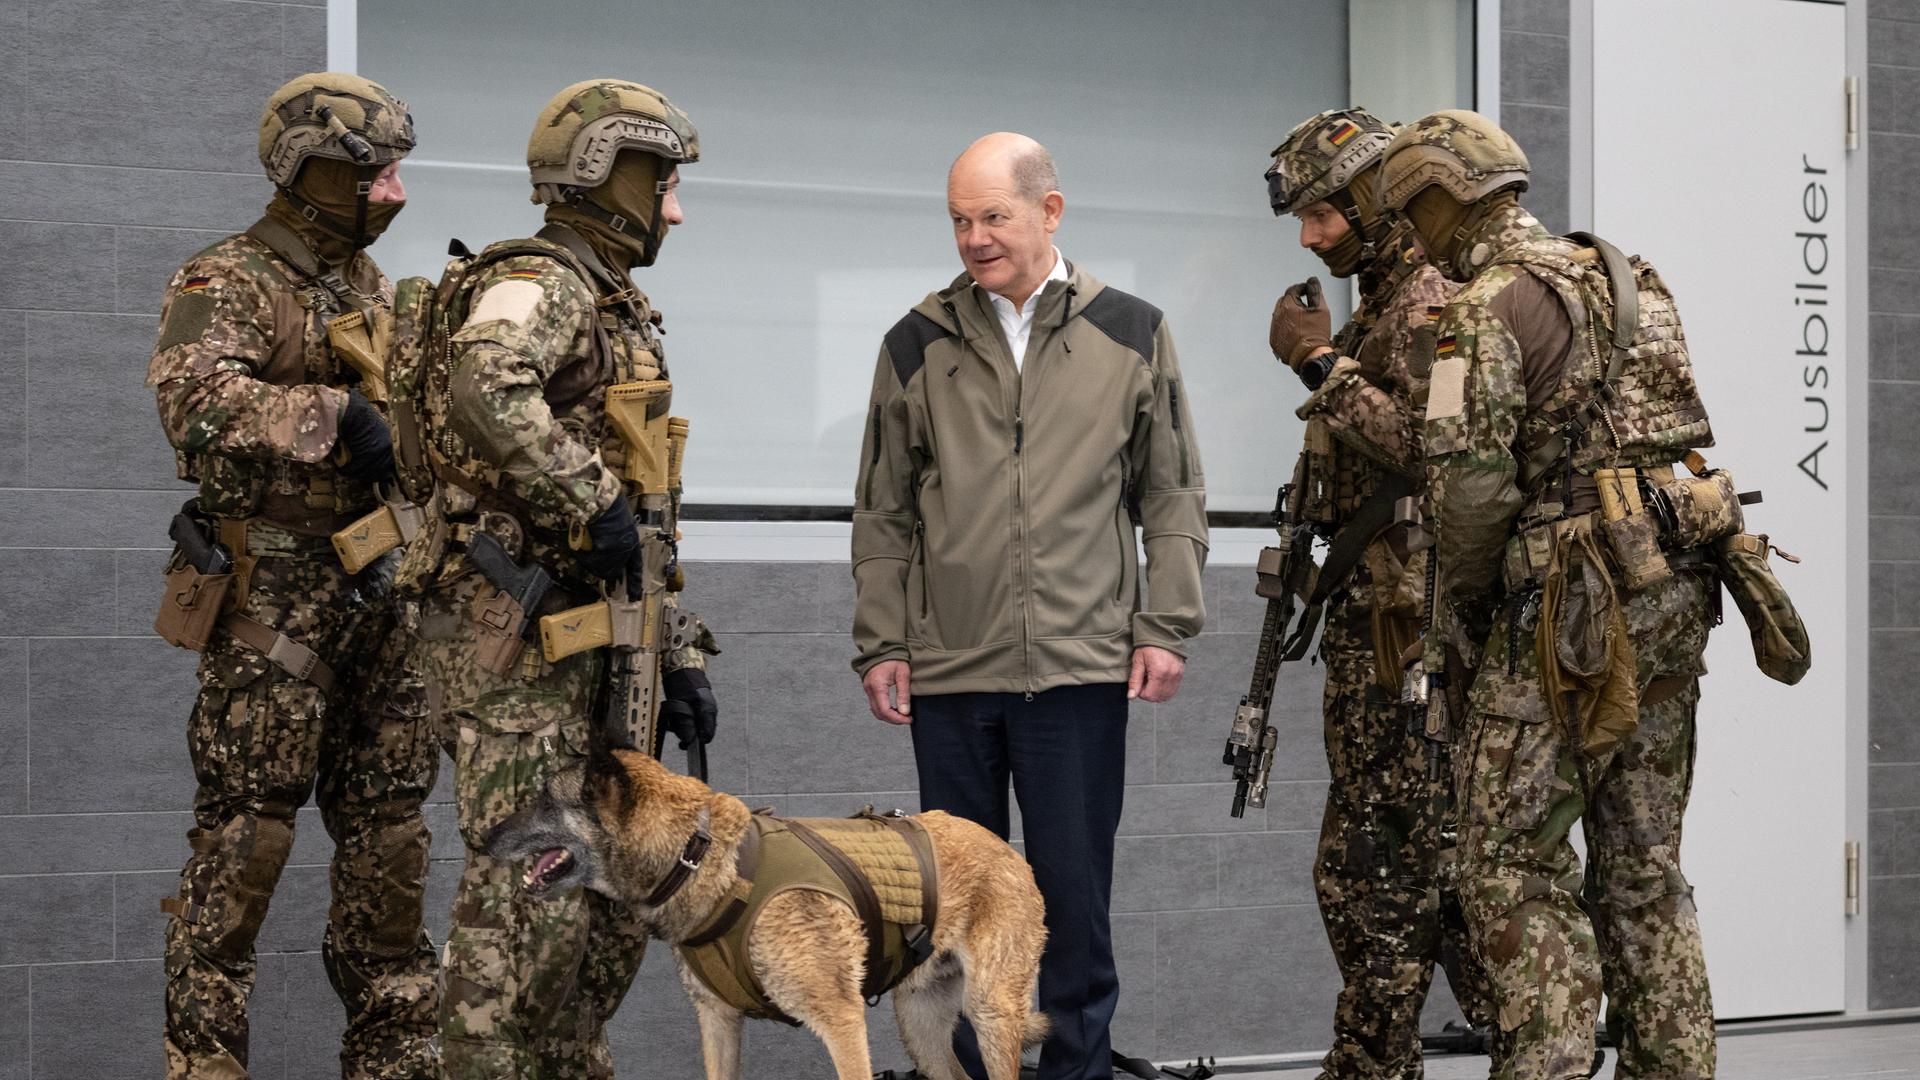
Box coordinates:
[1328,120,1359,146]
[504,268,542,281]
[1436,334,1457,356]
[181,276,212,293]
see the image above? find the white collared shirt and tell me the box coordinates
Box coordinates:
[986,249,1070,371]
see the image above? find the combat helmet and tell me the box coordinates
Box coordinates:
[1266,107,1395,214]
[1377,109,1529,213]
[1267,108,1397,276]
[258,73,415,248]
[528,79,699,267]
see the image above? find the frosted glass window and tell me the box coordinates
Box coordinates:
[360,1,1463,513]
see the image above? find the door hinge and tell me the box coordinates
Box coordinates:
[1846,76,1860,152]
[1846,839,1861,916]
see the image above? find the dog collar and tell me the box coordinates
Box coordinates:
[645,811,713,908]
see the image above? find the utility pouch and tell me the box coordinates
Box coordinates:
[1653,467,1745,551]
[326,308,393,403]
[1254,545,1290,601]
[472,591,529,677]
[154,560,233,652]
[1715,532,1811,685]
[330,497,427,573]
[540,597,647,663]
[1594,467,1671,590]
[605,380,674,495]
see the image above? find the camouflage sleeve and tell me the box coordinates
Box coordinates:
[1130,319,1209,655]
[146,254,348,463]
[1425,297,1528,611]
[1297,268,1451,473]
[446,256,622,530]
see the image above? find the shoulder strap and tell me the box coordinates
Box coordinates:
[1565,231,1638,377]
[244,216,373,313]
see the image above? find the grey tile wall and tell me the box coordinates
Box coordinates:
[1872,0,1920,1011]
[1500,2,1572,233]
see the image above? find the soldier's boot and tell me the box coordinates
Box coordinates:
[325,813,441,1079]
[163,813,294,1078]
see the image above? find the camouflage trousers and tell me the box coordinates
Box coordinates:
[413,569,650,1080]
[163,528,440,1080]
[1456,567,1716,1080]
[1314,585,1501,1079]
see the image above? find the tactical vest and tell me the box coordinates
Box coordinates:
[389,224,668,564]
[1495,232,1714,503]
[676,809,939,1023]
[175,216,386,533]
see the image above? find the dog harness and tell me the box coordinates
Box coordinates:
[674,807,940,1024]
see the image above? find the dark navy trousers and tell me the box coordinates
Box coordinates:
[909,683,1128,1080]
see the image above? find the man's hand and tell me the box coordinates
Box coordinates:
[861,660,913,725]
[1268,277,1334,371]
[1128,645,1186,703]
[660,668,718,749]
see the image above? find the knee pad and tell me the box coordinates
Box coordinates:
[164,813,295,963]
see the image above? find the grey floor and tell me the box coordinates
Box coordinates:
[1213,1020,1920,1079]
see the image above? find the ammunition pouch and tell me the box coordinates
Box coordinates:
[1651,467,1745,551]
[330,495,427,573]
[1715,533,1811,685]
[1594,467,1672,590]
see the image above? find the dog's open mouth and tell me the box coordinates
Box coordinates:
[522,847,575,895]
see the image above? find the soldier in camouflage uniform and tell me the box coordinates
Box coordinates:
[406,79,719,1079]
[1380,111,1719,1079]
[1263,107,1500,1079]
[149,73,439,1079]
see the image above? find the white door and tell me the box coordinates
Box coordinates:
[1590,0,1851,1018]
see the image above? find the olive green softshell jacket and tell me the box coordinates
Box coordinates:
[852,262,1209,694]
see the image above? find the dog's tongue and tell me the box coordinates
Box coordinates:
[534,848,568,879]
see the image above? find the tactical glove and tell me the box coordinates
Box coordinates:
[337,389,396,481]
[1269,277,1334,373]
[579,496,641,582]
[661,667,718,749]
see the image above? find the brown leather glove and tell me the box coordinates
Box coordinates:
[1269,277,1333,370]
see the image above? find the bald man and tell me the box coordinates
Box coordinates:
[852,133,1209,1080]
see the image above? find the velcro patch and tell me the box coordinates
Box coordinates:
[1426,356,1467,421]
[155,291,217,351]
[181,276,212,293]
[466,279,544,328]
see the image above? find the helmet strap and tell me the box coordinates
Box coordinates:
[351,164,373,251]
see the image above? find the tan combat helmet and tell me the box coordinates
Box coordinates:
[1266,107,1394,216]
[259,72,415,189]
[1377,109,1529,213]
[527,79,699,267]
[528,79,699,193]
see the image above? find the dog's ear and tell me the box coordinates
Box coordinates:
[584,739,636,817]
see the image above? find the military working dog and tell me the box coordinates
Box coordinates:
[487,746,1048,1080]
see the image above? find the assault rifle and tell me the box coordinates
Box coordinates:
[1223,484,1321,818]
